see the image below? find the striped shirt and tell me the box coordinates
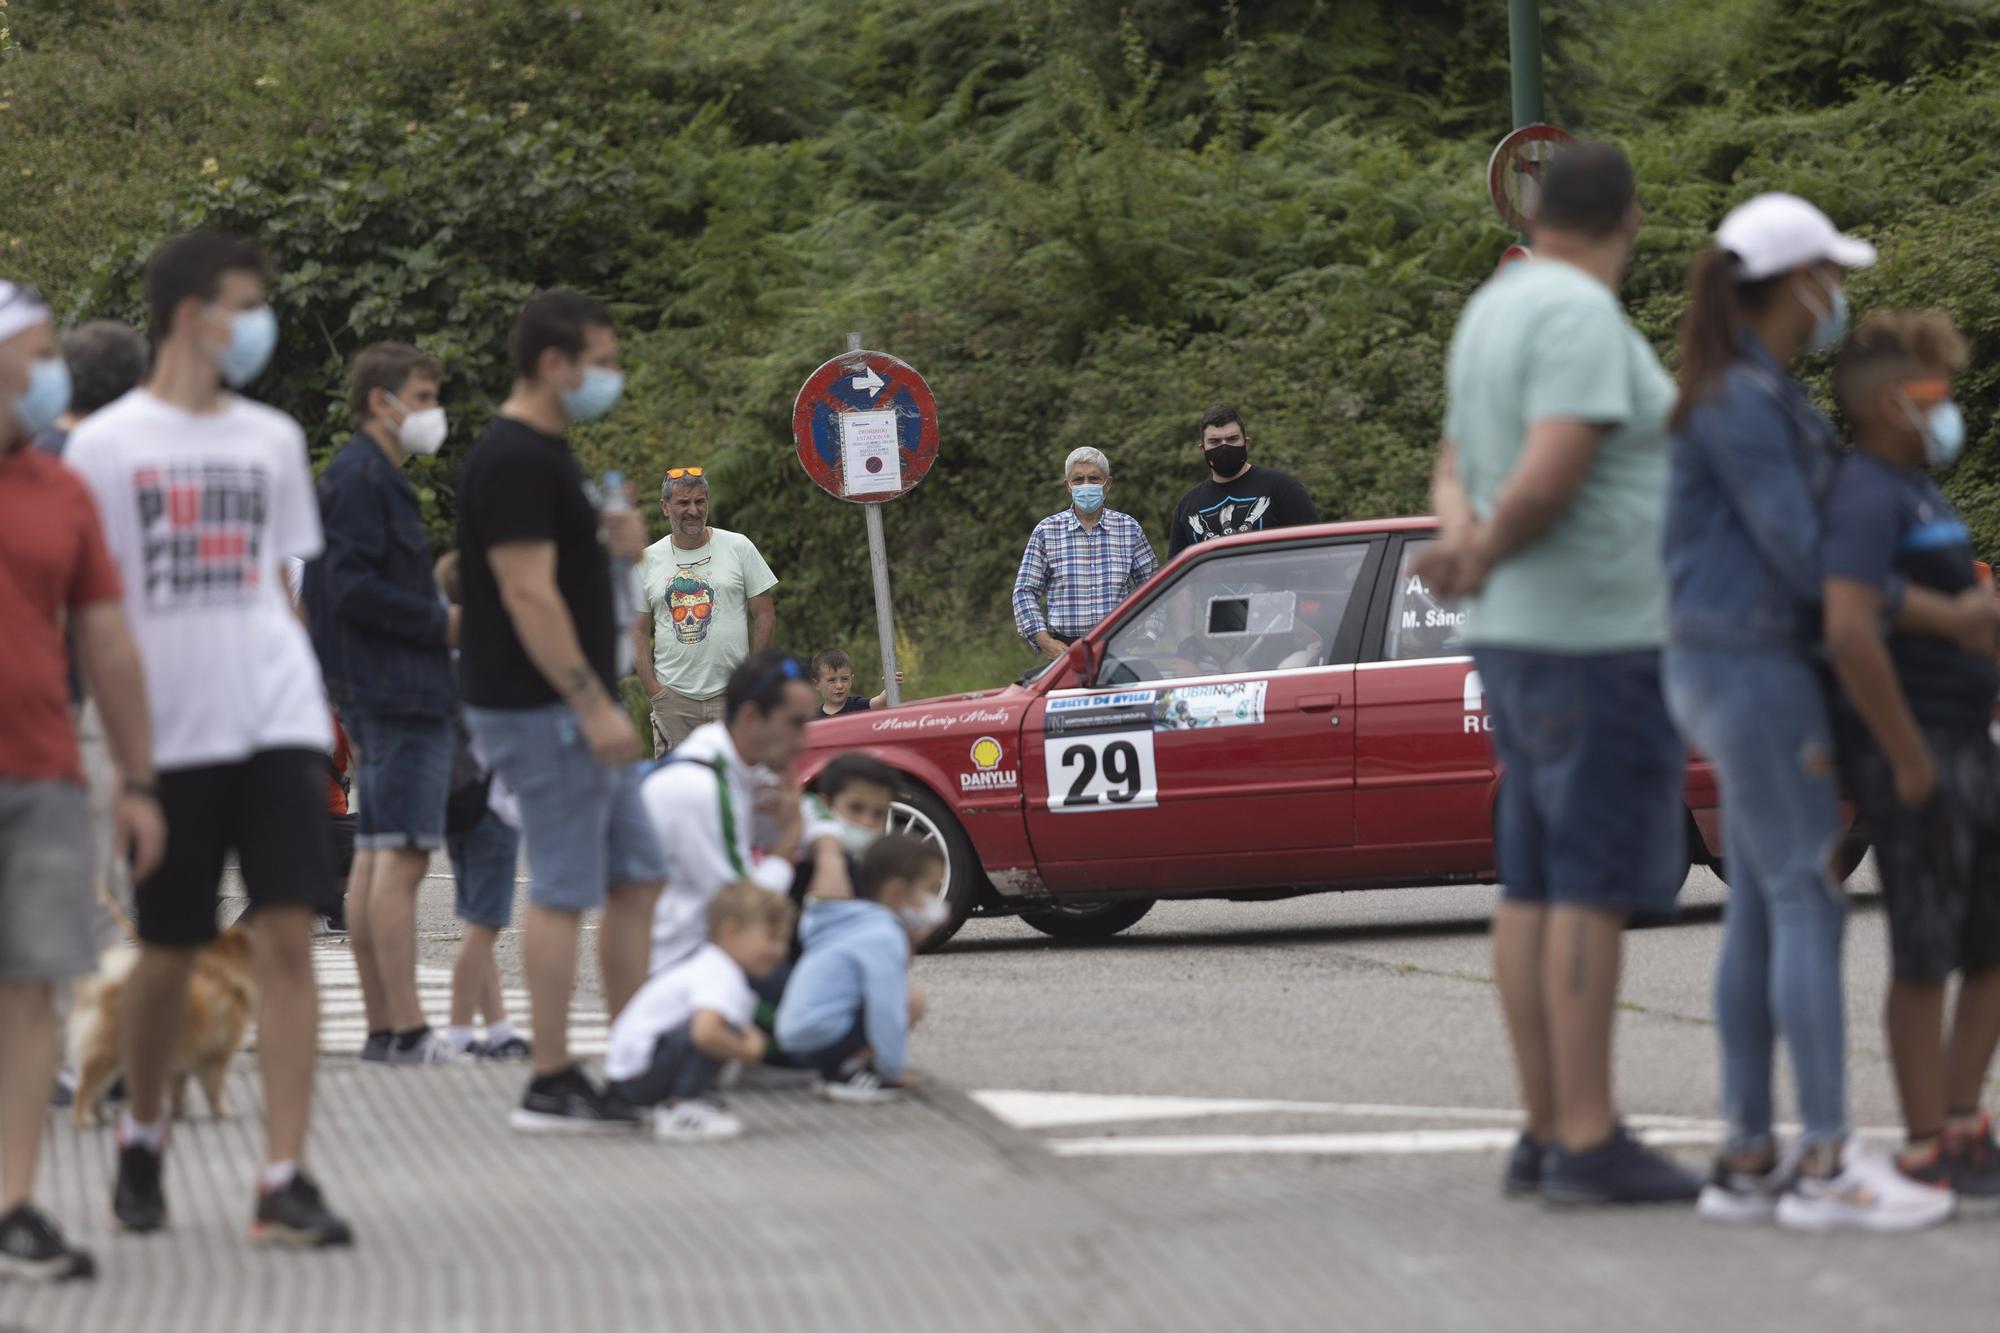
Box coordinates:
[1012,508,1159,642]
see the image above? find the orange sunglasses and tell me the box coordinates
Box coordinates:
[666,467,705,480]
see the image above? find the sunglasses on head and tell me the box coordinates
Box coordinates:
[666,467,705,480]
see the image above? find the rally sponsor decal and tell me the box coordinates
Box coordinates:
[1045,691,1157,737]
[1152,681,1266,732]
[960,736,1019,793]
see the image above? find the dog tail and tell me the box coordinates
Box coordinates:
[95,876,137,942]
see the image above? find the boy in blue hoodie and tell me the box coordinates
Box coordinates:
[776,834,946,1103]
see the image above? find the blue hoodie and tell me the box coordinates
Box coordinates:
[775,899,911,1078]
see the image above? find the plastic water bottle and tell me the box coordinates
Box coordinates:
[600,471,644,677]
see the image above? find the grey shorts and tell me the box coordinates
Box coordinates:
[464,703,668,914]
[0,777,94,981]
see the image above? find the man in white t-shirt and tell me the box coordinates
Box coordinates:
[604,882,791,1141]
[64,233,351,1249]
[631,469,778,755]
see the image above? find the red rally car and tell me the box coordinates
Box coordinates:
[800,517,1750,951]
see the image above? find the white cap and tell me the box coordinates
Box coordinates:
[0,280,51,346]
[1715,193,1876,281]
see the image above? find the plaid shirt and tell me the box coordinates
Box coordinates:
[1012,508,1159,642]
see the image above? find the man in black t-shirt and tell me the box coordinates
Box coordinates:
[1167,403,1321,558]
[457,291,667,1134]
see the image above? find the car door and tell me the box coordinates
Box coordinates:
[1347,531,1497,880]
[1022,535,1384,894]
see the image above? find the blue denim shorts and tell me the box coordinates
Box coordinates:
[1473,646,1686,913]
[342,707,452,852]
[463,703,668,913]
[449,807,521,929]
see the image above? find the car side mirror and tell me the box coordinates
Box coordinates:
[1066,638,1096,686]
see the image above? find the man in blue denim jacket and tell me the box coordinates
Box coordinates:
[302,342,461,1066]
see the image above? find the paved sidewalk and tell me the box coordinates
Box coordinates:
[16,1056,2000,1333]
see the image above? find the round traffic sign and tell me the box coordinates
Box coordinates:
[1486,123,1573,233]
[791,349,939,504]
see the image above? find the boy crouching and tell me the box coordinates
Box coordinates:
[603,882,793,1142]
[776,834,945,1103]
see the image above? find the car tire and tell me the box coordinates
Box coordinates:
[1018,899,1156,941]
[886,783,986,953]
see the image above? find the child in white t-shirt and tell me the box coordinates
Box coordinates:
[604,881,794,1141]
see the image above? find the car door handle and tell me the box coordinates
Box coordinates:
[1297,694,1342,713]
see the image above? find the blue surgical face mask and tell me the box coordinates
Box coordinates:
[1797,272,1849,354]
[896,896,949,936]
[560,365,625,423]
[213,305,278,387]
[1070,482,1106,514]
[1906,395,1967,469]
[11,356,71,437]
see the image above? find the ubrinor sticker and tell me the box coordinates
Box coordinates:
[1153,681,1266,731]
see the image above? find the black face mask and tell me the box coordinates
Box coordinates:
[1203,442,1248,478]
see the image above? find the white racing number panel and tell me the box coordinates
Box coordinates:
[1042,690,1162,813]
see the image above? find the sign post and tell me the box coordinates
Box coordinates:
[1507,0,1546,130]
[791,335,941,710]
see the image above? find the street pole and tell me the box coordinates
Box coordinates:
[850,330,903,707]
[1507,0,1545,129]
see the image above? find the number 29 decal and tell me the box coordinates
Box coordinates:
[1043,731,1159,813]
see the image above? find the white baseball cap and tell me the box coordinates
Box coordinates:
[1715,193,1877,281]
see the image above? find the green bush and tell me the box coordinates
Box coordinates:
[8,0,2000,698]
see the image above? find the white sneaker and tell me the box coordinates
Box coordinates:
[816,1066,899,1105]
[654,1099,743,1143]
[383,1031,465,1067]
[1775,1140,1956,1233]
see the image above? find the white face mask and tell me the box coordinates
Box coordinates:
[394,401,449,456]
[837,818,882,859]
[896,896,949,935]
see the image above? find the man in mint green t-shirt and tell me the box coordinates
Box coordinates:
[1418,142,1698,1208]
[633,471,778,755]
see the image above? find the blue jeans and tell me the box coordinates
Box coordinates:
[449,808,521,930]
[1665,646,1848,1153]
[605,1023,724,1107]
[463,703,667,914]
[1472,647,1686,913]
[342,707,452,852]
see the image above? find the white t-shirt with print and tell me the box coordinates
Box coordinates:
[640,527,778,700]
[65,389,332,769]
[604,942,755,1082]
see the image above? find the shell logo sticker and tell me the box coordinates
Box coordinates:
[961,735,1018,793]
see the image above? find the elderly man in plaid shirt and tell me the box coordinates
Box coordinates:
[1013,447,1163,662]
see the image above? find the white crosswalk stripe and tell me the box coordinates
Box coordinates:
[303,945,607,1056]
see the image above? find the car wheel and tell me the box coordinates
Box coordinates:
[886,784,985,952]
[1018,899,1156,940]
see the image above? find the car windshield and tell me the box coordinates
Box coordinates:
[1096,542,1368,685]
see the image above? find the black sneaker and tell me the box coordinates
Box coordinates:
[0,1204,95,1282]
[1502,1131,1546,1198]
[509,1064,644,1134]
[1542,1125,1702,1206]
[250,1171,354,1248]
[359,1032,392,1064]
[112,1141,167,1234]
[479,1035,532,1062]
[1922,1114,2000,1201]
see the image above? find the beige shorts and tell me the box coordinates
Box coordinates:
[649,687,727,757]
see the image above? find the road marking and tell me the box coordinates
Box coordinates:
[975,1090,1901,1158]
[261,948,607,1057]
[1050,1128,1733,1159]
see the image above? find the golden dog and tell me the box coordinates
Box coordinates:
[69,924,258,1127]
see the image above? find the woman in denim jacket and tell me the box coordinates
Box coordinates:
[1662,195,1988,1230]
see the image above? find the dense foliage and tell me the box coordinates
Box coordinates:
[4,0,1999,690]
